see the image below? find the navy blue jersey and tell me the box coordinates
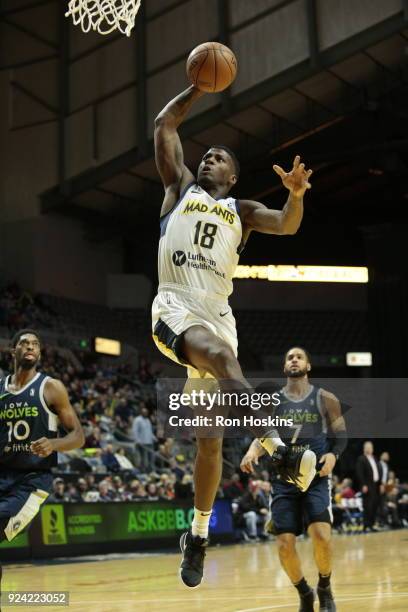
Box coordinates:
[275,385,329,459]
[0,372,58,470]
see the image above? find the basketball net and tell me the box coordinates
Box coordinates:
[65,0,142,37]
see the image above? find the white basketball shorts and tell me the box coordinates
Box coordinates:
[151,283,238,378]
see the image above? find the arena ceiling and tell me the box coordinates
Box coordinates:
[1,1,408,256]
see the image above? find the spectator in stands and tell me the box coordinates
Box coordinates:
[132,405,155,471]
[85,425,102,448]
[98,480,114,502]
[169,455,189,482]
[356,441,382,532]
[398,483,408,527]
[138,355,154,383]
[85,474,97,492]
[174,474,193,500]
[77,478,89,501]
[378,451,391,526]
[84,448,105,472]
[133,482,148,500]
[102,444,121,472]
[115,397,135,428]
[340,478,356,500]
[112,475,125,500]
[237,481,268,541]
[223,473,244,500]
[66,483,82,503]
[48,478,71,503]
[146,483,159,501]
[380,452,390,484]
[114,447,136,471]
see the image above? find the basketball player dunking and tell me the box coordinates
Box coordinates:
[152,84,314,587]
[241,347,347,612]
[0,330,85,585]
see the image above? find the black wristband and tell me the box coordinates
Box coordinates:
[329,430,347,460]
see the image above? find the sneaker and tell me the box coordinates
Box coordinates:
[317,585,336,611]
[272,446,317,492]
[179,530,208,588]
[299,588,315,611]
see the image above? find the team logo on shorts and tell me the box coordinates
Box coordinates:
[172,251,186,266]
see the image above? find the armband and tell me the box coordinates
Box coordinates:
[329,430,347,460]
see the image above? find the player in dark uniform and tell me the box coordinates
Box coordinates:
[0,329,85,584]
[241,347,347,612]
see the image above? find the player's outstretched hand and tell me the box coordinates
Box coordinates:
[318,452,336,477]
[240,451,259,474]
[273,155,313,197]
[30,437,55,458]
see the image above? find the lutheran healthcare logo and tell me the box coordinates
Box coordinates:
[172,251,187,266]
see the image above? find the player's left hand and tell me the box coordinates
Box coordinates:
[318,452,336,477]
[30,437,55,457]
[273,155,312,197]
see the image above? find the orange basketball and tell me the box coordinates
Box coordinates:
[186,42,237,93]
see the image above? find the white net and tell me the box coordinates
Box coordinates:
[65,0,142,37]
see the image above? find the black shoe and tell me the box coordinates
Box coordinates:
[299,588,315,611]
[179,530,208,588]
[271,446,317,492]
[317,585,336,611]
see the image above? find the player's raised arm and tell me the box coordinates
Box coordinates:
[31,379,85,457]
[240,155,312,235]
[154,85,204,190]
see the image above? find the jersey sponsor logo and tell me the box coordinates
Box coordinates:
[184,251,226,279]
[6,443,31,452]
[182,200,235,225]
[172,251,187,266]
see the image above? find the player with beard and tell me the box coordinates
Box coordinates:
[241,347,347,612]
[0,329,84,584]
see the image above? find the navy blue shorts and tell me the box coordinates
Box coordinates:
[0,469,53,542]
[270,475,332,536]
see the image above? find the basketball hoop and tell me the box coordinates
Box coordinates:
[65,0,142,37]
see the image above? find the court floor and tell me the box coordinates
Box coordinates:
[1,530,408,611]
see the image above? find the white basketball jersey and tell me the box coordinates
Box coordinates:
[158,182,243,298]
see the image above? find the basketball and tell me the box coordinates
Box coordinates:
[186,42,237,93]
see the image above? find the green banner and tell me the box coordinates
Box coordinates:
[0,531,28,549]
[39,500,232,546]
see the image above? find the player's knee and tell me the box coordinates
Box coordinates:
[207,344,236,377]
[277,536,296,559]
[197,437,223,459]
[311,526,331,546]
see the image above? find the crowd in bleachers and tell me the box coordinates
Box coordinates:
[0,283,55,332]
[0,281,407,538]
